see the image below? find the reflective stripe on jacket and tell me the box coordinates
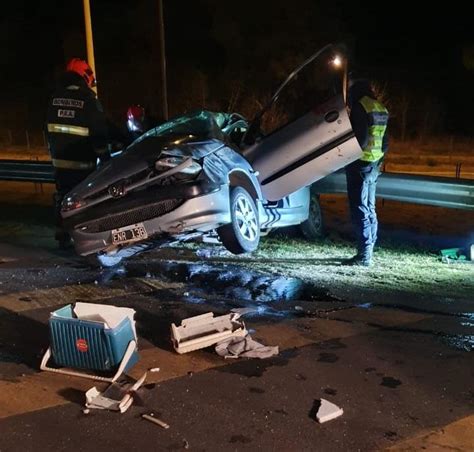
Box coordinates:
[359,96,388,162]
[47,123,90,137]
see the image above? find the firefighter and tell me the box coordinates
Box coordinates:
[125,104,160,142]
[126,104,147,141]
[46,58,109,249]
[344,74,389,266]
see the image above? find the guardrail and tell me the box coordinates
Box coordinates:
[0,160,55,183]
[0,160,473,211]
[312,171,474,211]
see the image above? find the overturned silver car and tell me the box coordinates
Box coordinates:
[62,45,362,266]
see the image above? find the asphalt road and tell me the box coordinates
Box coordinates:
[0,233,473,451]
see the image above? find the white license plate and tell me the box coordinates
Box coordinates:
[112,223,148,245]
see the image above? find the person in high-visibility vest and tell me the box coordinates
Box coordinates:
[46,58,109,248]
[344,74,389,266]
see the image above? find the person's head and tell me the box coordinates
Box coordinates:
[66,58,96,88]
[347,71,374,106]
[126,105,147,134]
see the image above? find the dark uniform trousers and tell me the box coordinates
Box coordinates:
[346,160,382,260]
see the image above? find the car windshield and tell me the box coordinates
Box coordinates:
[128,110,226,150]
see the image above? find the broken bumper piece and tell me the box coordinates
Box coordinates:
[171,312,247,354]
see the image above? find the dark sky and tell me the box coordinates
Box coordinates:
[1,0,472,135]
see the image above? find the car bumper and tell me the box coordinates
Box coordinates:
[69,183,231,256]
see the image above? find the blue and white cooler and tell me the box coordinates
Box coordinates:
[41,302,139,382]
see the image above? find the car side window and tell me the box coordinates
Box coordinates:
[260,60,340,137]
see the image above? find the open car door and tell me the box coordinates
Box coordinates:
[243,44,362,201]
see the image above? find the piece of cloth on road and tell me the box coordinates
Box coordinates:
[215,334,279,359]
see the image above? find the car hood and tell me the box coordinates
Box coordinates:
[66,134,224,208]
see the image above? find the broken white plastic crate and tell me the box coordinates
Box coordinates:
[171,312,247,354]
[41,302,139,382]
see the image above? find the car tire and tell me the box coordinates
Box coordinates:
[217,186,260,254]
[300,189,324,240]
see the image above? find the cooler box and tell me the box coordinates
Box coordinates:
[41,302,139,382]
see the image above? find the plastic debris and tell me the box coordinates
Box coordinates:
[171,312,247,354]
[315,399,344,423]
[215,334,279,359]
[41,302,139,382]
[142,413,170,429]
[85,371,147,413]
[440,247,467,263]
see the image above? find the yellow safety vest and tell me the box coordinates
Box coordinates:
[359,96,388,162]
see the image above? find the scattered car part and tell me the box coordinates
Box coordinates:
[85,371,147,413]
[315,399,344,423]
[142,413,170,429]
[171,312,247,354]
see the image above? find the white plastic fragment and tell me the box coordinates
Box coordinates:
[171,312,247,354]
[316,399,344,423]
[85,371,147,414]
[142,413,170,429]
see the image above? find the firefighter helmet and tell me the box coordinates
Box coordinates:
[126,105,146,133]
[66,58,96,88]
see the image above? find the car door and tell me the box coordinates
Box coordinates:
[242,45,362,201]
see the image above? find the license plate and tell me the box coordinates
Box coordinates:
[112,223,148,245]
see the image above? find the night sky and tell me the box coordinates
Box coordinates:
[1,0,472,136]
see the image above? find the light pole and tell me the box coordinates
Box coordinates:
[82,0,97,94]
[157,0,168,120]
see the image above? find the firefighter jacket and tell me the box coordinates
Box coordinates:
[46,72,108,171]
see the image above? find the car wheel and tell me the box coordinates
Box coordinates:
[217,186,260,254]
[300,190,324,240]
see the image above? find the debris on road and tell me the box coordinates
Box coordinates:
[230,307,259,316]
[215,334,279,359]
[142,413,170,429]
[439,247,467,263]
[41,302,139,382]
[85,371,147,413]
[171,312,247,354]
[315,399,344,423]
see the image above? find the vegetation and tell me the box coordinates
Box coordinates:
[182,235,474,301]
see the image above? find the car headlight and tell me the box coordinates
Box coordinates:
[61,196,86,212]
[155,153,202,175]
